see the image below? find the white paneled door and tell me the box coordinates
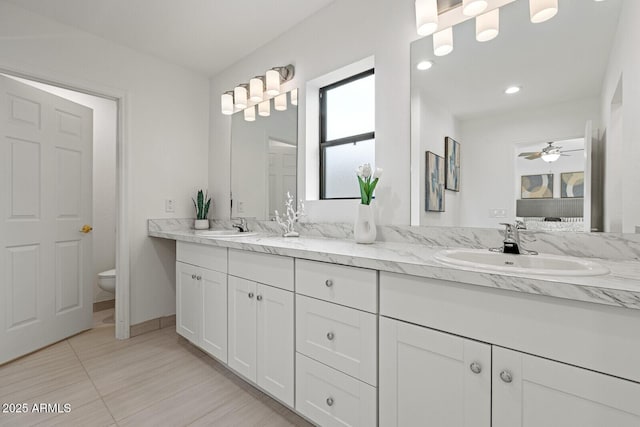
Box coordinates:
[0,75,93,364]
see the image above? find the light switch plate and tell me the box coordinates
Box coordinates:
[489,208,507,218]
[165,199,175,213]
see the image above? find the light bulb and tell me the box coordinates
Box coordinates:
[221,92,234,115]
[505,86,521,94]
[530,0,558,23]
[291,89,298,106]
[433,28,453,57]
[265,69,280,96]
[244,105,256,121]
[258,100,270,117]
[476,9,499,42]
[249,77,263,103]
[416,60,434,70]
[234,85,247,109]
[415,0,438,36]
[463,0,488,16]
[274,93,287,111]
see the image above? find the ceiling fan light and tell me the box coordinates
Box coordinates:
[541,152,561,162]
[463,0,488,16]
[530,0,558,23]
[433,27,454,57]
[476,9,499,42]
[415,0,439,36]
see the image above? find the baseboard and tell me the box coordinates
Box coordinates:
[93,299,115,312]
[130,314,176,337]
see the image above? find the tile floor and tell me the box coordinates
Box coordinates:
[0,309,313,427]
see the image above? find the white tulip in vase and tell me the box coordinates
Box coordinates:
[354,164,382,244]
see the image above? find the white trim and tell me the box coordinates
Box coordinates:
[0,65,131,339]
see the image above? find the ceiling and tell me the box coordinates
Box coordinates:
[412,0,623,120]
[6,0,336,76]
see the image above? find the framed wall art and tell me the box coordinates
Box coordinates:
[445,136,460,191]
[426,151,445,212]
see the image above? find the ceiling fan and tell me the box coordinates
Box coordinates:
[518,142,583,163]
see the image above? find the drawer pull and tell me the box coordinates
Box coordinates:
[325,279,333,287]
[326,397,334,407]
[191,274,197,279]
[470,362,482,374]
[500,370,513,383]
[248,292,254,299]
[326,332,335,341]
[256,294,263,301]
[196,275,202,281]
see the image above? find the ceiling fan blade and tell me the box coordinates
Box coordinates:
[519,151,539,157]
[525,153,542,160]
[560,149,584,153]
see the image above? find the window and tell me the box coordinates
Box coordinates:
[320,69,375,199]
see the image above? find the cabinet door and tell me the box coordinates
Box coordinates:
[176,262,199,342]
[228,276,257,381]
[379,317,491,427]
[493,347,640,427]
[256,283,294,406]
[200,269,227,362]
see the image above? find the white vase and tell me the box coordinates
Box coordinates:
[354,203,377,244]
[194,219,209,230]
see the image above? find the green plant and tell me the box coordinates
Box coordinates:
[192,190,211,220]
[356,163,383,205]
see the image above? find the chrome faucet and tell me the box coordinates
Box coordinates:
[232,218,249,233]
[490,222,538,255]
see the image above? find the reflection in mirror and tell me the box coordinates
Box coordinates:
[231,90,297,220]
[411,0,638,233]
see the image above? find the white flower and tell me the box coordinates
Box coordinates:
[361,163,372,179]
[356,165,364,177]
[373,167,383,180]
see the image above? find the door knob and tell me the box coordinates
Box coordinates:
[469,362,482,374]
[80,224,93,233]
[500,370,513,383]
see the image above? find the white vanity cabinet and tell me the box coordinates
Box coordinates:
[227,251,294,407]
[176,242,228,362]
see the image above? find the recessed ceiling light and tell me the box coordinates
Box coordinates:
[505,86,521,95]
[416,60,434,71]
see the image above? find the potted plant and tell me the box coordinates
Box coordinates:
[355,164,382,244]
[192,190,211,230]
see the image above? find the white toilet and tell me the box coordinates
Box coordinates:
[98,269,116,294]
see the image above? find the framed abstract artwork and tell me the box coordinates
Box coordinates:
[445,137,460,191]
[521,174,554,199]
[426,151,445,212]
[561,171,584,198]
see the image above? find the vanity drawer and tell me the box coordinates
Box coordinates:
[177,241,227,273]
[296,353,377,427]
[296,295,377,386]
[228,249,293,291]
[295,259,377,312]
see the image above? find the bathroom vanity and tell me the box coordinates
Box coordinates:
[150,223,640,427]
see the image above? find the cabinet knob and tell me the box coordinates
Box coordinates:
[326,397,334,407]
[191,274,197,279]
[256,295,263,301]
[326,332,335,341]
[469,362,482,374]
[325,279,333,287]
[248,292,254,299]
[196,275,202,281]
[500,370,513,383]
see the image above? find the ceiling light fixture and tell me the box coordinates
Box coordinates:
[505,86,521,94]
[258,100,271,117]
[476,9,499,42]
[463,0,488,16]
[416,60,434,70]
[433,27,454,57]
[220,64,295,117]
[415,0,439,36]
[274,93,287,111]
[529,0,558,23]
[541,151,561,162]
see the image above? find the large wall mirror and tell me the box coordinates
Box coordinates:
[231,90,298,220]
[410,0,638,233]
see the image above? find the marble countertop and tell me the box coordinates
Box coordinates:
[149,228,640,311]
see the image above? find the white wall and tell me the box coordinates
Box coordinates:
[458,97,599,228]
[9,77,118,303]
[0,1,210,325]
[209,0,416,225]
[600,0,640,233]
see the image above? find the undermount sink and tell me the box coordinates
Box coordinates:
[434,248,609,276]
[195,229,258,238]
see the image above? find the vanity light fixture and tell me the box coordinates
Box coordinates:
[476,8,499,42]
[415,0,439,36]
[220,64,295,116]
[505,86,521,94]
[221,91,234,115]
[244,105,256,122]
[529,0,558,23]
[433,27,454,56]
[417,60,434,70]
[274,93,287,111]
[463,0,488,16]
[291,88,298,106]
[258,100,271,117]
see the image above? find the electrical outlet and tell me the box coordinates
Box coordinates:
[489,208,507,218]
[236,201,245,214]
[165,199,175,213]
